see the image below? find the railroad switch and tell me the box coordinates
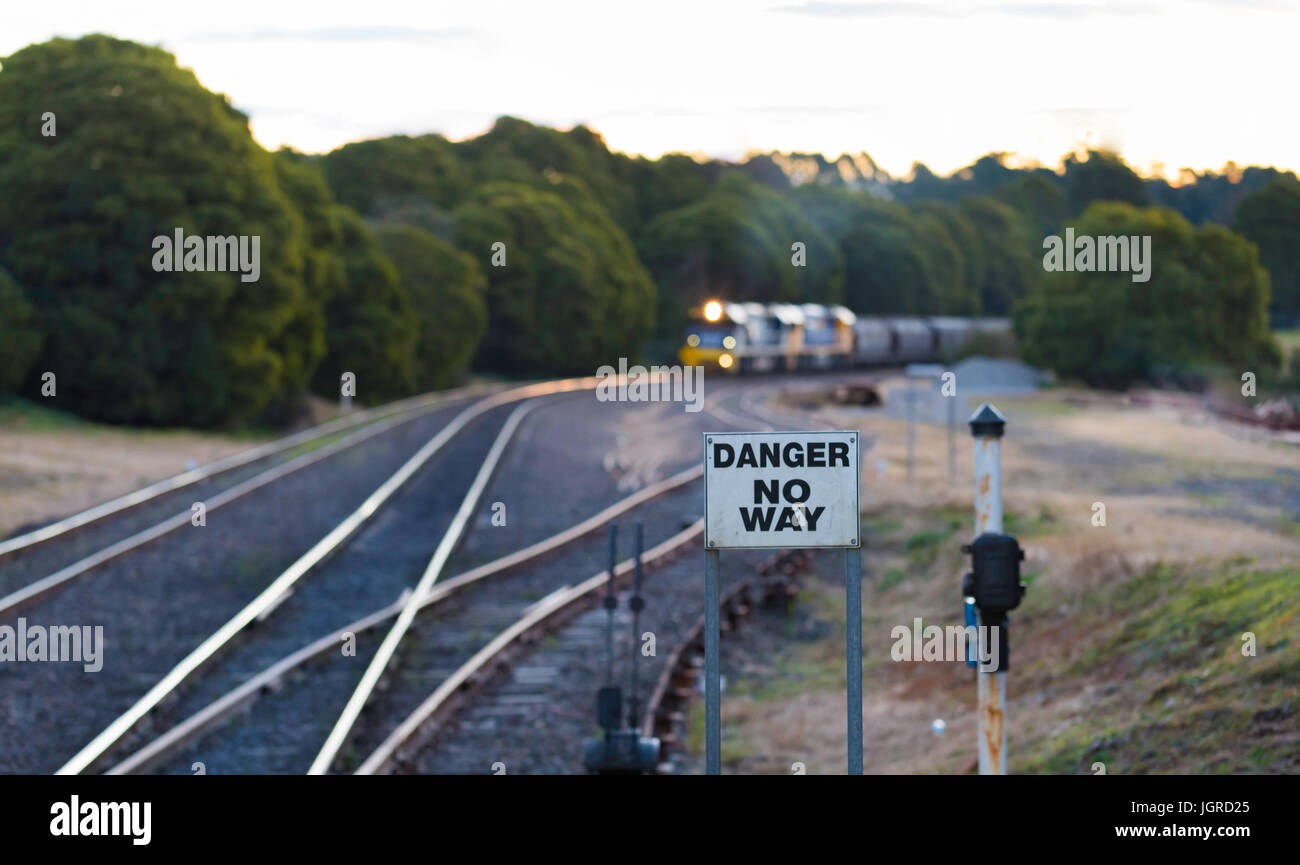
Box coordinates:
[583,523,661,774]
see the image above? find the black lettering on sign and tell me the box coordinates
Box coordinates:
[802,506,825,530]
[738,505,826,532]
[783,479,809,503]
[754,479,779,504]
[714,439,852,469]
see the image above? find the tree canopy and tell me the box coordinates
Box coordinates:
[1234,175,1300,323]
[2,34,1297,426]
[0,35,313,425]
[1016,203,1278,387]
[375,224,487,390]
[453,180,655,373]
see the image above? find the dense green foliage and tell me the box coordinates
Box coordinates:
[1063,150,1148,214]
[310,206,417,403]
[2,35,1297,426]
[0,36,313,426]
[375,224,487,389]
[453,180,654,373]
[639,175,842,336]
[1234,176,1300,323]
[322,134,469,215]
[0,267,42,392]
[1016,204,1279,387]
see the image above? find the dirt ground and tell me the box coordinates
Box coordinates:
[0,400,273,538]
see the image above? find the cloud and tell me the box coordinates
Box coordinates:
[185,25,483,44]
[771,1,1158,17]
[770,2,944,16]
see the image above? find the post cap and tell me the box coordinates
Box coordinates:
[968,403,1006,438]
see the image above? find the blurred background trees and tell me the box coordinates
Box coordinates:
[1,34,1296,427]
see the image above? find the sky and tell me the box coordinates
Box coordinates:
[4,0,1298,181]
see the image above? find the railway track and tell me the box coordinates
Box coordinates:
[0,384,498,596]
[110,465,704,774]
[1,393,498,772]
[11,372,703,775]
[106,390,742,774]
[48,378,612,776]
[0,390,500,615]
[355,516,708,774]
[335,393,831,774]
[6,370,867,775]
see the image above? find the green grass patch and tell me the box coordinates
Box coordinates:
[0,395,89,431]
[876,568,908,594]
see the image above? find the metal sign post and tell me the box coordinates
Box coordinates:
[703,430,861,774]
[704,546,721,775]
[845,545,863,774]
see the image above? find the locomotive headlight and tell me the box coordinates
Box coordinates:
[722,335,737,350]
[703,301,723,322]
[686,334,700,347]
[718,353,734,369]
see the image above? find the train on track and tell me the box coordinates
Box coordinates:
[677,300,1012,372]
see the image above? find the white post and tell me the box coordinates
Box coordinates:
[970,403,1006,775]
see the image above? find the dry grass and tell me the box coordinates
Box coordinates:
[0,399,270,537]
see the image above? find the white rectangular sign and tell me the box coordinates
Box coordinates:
[704,431,860,549]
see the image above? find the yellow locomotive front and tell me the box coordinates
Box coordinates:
[678,300,744,373]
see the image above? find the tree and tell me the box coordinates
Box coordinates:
[995,173,1066,242]
[0,267,42,392]
[375,224,487,390]
[453,181,655,373]
[322,134,469,216]
[639,174,841,338]
[958,197,1039,315]
[310,207,417,403]
[839,221,938,315]
[911,201,985,314]
[0,35,313,426]
[1016,203,1278,387]
[1064,150,1148,215]
[1233,175,1300,322]
[455,117,642,235]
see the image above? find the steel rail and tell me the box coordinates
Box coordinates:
[0,399,475,619]
[105,463,703,774]
[354,518,705,775]
[0,383,498,564]
[56,376,602,775]
[308,401,538,774]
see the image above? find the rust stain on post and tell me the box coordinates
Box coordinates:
[980,672,1004,773]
